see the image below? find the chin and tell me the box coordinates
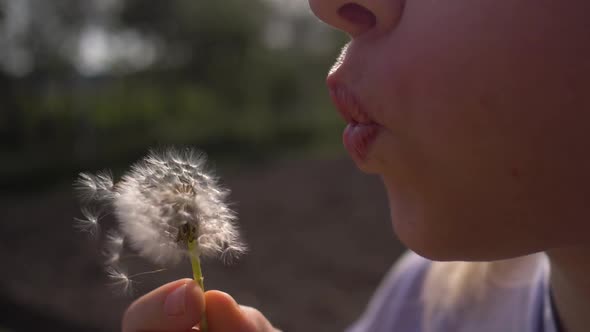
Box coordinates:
[353,158,383,174]
[392,218,540,262]
[386,198,510,262]
[351,147,391,174]
[391,222,460,262]
[382,176,542,262]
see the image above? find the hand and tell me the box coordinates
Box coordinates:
[122,279,279,332]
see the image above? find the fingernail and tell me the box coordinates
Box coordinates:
[164,283,187,316]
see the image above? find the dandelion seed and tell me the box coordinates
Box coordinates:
[103,232,125,264]
[106,266,134,295]
[104,251,121,265]
[75,171,116,202]
[106,231,125,249]
[106,266,168,295]
[74,207,100,236]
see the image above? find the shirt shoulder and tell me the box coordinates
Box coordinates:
[346,251,431,332]
[347,251,558,332]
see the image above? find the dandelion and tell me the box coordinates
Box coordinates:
[75,147,246,332]
[114,148,245,266]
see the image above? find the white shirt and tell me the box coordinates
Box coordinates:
[346,251,560,332]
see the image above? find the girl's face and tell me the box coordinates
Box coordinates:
[310,0,590,261]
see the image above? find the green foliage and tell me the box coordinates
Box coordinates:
[0,0,346,189]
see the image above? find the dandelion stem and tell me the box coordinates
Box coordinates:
[189,240,208,332]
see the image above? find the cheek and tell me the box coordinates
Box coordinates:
[373,3,590,259]
[383,64,562,259]
[382,58,590,260]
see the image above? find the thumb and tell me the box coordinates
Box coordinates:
[205,291,276,332]
[122,279,205,332]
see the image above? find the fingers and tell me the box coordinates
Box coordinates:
[240,306,279,332]
[205,291,277,332]
[122,279,205,332]
[121,280,276,332]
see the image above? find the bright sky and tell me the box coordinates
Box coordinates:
[264,0,310,16]
[0,0,318,76]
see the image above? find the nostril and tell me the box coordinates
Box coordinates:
[337,3,377,31]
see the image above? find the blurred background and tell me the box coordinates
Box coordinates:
[0,0,405,331]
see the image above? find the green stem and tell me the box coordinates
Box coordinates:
[188,240,208,332]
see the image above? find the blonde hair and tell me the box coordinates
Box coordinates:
[421,253,546,331]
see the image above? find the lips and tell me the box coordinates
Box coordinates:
[328,83,382,161]
[329,84,372,124]
[342,123,380,161]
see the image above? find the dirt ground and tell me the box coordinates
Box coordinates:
[0,157,406,332]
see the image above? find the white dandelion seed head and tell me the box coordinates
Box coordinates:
[75,147,246,295]
[113,148,246,266]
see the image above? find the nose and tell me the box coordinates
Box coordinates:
[309,0,403,37]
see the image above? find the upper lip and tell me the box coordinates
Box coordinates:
[326,42,376,126]
[327,81,374,125]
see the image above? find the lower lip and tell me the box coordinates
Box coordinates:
[343,123,381,161]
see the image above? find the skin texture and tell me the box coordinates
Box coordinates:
[309,0,590,331]
[123,1,590,331]
[312,0,590,261]
[122,279,277,332]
